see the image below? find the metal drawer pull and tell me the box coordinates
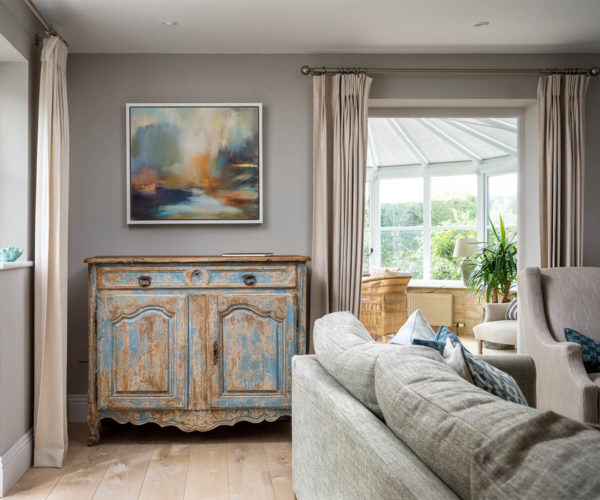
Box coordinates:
[138,275,152,287]
[243,274,257,286]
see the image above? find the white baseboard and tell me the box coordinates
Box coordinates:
[67,394,88,423]
[0,430,32,497]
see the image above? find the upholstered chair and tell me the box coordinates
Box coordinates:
[519,267,600,424]
[473,302,517,354]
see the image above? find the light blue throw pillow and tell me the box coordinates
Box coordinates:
[390,309,436,345]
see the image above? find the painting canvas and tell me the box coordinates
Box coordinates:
[127,103,262,224]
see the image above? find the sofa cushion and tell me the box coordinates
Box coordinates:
[390,309,436,345]
[473,319,518,345]
[374,347,543,499]
[313,311,401,417]
[472,411,600,499]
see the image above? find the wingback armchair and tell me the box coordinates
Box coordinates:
[519,267,600,424]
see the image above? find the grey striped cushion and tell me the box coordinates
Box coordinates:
[505,298,518,320]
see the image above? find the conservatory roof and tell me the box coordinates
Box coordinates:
[367,117,517,168]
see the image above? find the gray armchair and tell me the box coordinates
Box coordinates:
[519,267,600,424]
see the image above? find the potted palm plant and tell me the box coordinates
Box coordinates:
[466,217,517,303]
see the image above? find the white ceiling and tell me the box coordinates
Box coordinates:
[34,0,600,54]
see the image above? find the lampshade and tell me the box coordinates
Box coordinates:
[453,238,478,258]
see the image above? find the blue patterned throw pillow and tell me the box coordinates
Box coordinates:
[434,326,527,405]
[565,328,600,373]
[433,326,462,346]
[462,350,528,405]
[505,298,518,320]
[411,338,446,354]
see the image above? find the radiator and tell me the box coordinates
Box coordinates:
[407,293,453,326]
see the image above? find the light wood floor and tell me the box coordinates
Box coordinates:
[6,420,293,500]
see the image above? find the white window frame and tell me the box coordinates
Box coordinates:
[365,160,517,286]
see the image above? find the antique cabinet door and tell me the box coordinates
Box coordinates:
[96,292,188,410]
[208,293,296,409]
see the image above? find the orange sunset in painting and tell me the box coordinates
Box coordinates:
[128,105,261,222]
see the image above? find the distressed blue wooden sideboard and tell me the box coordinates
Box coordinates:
[85,255,309,445]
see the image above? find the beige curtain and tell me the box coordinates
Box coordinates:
[34,36,69,468]
[310,73,372,343]
[538,74,589,268]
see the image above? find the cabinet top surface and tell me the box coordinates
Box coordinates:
[85,255,310,264]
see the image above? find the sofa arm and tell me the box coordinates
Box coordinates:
[480,354,536,407]
[482,302,510,322]
[519,267,599,423]
[528,337,598,423]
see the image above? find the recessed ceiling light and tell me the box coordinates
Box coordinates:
[473,21,490,28]
[162,21,178,27]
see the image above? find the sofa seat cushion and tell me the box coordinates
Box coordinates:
[473,319,517,345]
[374,346,545,499]
[313,311,403,417]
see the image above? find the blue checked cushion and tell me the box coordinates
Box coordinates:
[505,298,518,320]
[434,326,527,405]
[565,328,600,373]
[411,338,446,354]
[462,352,527,405]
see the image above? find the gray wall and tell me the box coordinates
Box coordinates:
[0,0,41,458]
[0,269,32,455]
[67,53,600,394]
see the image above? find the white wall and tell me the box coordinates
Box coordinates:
[0,62,29,253]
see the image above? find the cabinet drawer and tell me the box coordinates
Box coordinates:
[98,267,188,289]
[97,265,297,289]
[200,266,296,288]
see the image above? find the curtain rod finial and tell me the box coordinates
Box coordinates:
[300,65,311,76]
[590,67,600,77]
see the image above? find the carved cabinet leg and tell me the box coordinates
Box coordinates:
[88,422,100,446]
[87,408,100,446]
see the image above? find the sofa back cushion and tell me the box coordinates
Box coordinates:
[472,411,600,498]
[541,267,600,342]
[313,311,401,417]
[374,347,542,499]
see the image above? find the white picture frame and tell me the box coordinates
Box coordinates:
[126,103,263,224]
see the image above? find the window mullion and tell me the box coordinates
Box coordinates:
[423,176,431,280]
[477,170,487,244]
[372,175,381,268]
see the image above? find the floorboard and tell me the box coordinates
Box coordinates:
[5,421,293,500]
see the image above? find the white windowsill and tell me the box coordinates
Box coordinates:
[408,280,466,289]
[0,260,33,271]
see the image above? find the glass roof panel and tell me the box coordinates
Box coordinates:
[367,117,517,169]
[368,119,421,167]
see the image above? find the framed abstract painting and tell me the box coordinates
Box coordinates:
[126,103,262,224]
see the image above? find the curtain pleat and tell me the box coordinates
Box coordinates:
[310,73,372,349]
[33,36,69,468]
[538,74,589,268]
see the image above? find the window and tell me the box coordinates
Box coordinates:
[365,117,518,283]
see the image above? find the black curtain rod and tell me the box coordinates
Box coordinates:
[300,65,600,77]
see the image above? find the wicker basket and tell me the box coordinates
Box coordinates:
[360,274,412,340]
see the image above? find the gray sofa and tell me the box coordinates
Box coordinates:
[292,312,600,500]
